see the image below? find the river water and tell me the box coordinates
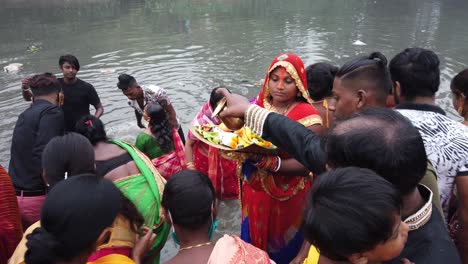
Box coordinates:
[1,0,468,261]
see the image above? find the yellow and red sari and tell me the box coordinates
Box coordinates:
[241,53,322,263]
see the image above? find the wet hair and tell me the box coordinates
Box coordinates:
[451,68,468,96]
[162,170,215,230]
[306,63,338,101]
[209,86,230,111]
[29,73,62,97]
[336,52,392,105]
[117,74,137,90]
[25,175,121,264]
[327,108,427,195]
[389,48,440,99]
[75,115,108,145]
[59,54,80,71]
[303,167,401,261]
[42,133,95,188]
[146,102,173,153]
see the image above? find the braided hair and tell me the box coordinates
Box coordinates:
[146,102,173,153]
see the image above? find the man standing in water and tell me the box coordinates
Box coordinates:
[9,73,64,229]
[117,73,185,144]
[58,54,104,131]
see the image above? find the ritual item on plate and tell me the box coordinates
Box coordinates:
[191,124,277,154]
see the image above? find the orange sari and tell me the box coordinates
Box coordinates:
[241,53,322,263]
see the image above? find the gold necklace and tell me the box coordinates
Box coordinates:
[179,242,212,251]
[269,101,294,115]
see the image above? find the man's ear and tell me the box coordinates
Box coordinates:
[394,81,402,103]
[356,89,367,110]
[163,208,172,225]
[348,253,368,264]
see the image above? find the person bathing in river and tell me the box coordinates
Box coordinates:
[240,53,323,263]
[135,102,186,180]
[306,62,338,130]
[117,73,185,144]
[185,87,240,200]
[162,170,274,264]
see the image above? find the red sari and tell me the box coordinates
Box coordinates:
[241,53,322,264]
[188,102,240,200]
[0,165,23,263]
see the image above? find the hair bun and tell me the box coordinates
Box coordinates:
[25,227,59,264]
[369,52,388,66]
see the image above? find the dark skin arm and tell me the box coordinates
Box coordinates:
[135,109,145,128]
[94,103,104,118]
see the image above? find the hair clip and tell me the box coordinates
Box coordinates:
[85,120,93,127]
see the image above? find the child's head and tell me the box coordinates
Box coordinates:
[209,86,230,111]
[303,167,408,263]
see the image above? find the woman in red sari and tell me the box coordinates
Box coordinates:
[241,53,322,263]
[185,87,240,200]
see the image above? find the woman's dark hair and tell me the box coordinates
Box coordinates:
[117,74,137,90]
[59,54,80,71]
[146,102,173,153]
[42,133,95,188]
[303,167,401,261]
[327,108,427,195]
[162,170,215,230]
[306,63,338,101]
[209,86,229,111]
[75,115,108,145]
[389,48,440,100]
[29,73,62,97]
[336,52,392,105]
[451,68,468,96]
[25,175,121,264]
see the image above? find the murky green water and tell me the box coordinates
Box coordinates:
[1,0,468,261]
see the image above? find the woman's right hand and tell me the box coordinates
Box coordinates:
[132,226,157,264]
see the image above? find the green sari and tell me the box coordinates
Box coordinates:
[111,140,169,264]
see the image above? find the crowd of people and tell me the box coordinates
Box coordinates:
[0,48,467,264]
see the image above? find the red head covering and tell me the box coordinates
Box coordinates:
[256,53,312,109]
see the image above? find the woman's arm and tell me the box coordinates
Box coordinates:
[184,138,196,169]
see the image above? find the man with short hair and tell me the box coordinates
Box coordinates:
[390,47,468,262]
[117,73,185,144]
[58,54,103,131]
[9,73,64,229]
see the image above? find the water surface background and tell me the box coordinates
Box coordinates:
[1,0,468,260]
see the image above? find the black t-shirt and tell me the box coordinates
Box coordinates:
[9,100,64,190]
[384,203,461,264]
[58,78,101,131]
